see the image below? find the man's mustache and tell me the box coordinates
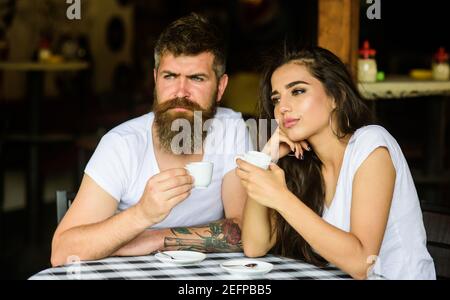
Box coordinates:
[154,97,205,114]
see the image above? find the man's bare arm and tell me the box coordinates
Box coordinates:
[161,170,245,253]
[113,219,242,256]
[163,219,242,252]
[113,170,246,256]
[52,168,192,266]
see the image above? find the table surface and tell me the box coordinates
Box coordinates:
[28,252,350,280]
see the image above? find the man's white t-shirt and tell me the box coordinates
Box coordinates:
[322,125,436,279]
[85,107,253,228]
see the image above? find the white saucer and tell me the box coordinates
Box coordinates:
[154,251,206,265]
[220,259,273,276]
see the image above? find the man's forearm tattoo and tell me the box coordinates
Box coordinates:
[163,219,242,252]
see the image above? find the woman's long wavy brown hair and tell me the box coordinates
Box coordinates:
[259,46,373,266]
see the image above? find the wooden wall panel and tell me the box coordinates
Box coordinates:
[318,0,360,76]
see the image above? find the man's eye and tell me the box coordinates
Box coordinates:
[164,74,175,79]
[191,76,204,82]
[292,88,305,96]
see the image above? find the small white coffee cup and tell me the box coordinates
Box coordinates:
[185,162,214,189]
[236,151,272,170]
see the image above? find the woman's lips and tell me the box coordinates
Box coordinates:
[283,118,299,128]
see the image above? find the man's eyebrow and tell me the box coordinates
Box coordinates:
[188,73,209,78]
[161,70,179,76]
[285,80,309,89]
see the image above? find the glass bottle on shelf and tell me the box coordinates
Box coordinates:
[358,40,377,83]
[432,47,449,81]
[38,36,52,63]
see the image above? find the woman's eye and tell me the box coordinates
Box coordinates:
[292,88,305,96]
[271,98,280,105]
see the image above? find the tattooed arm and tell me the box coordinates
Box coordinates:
[161,171,246,252]
[112,219,242,256]
[163,219,242,252]
[113,171,246,256]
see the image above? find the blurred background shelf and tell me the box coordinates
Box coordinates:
[0,61,89,72]
[359,77,450,100]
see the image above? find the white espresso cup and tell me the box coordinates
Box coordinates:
[236,151,272,170]
[185,162,214,189]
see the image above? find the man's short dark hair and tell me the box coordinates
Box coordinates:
[154,13,226,78]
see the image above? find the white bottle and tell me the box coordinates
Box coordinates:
[433,63,449,81]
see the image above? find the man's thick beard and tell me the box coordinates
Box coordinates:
[153,96,217,154]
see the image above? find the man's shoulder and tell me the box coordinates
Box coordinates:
[215,107,243,120]
[98,112,153,153]
[108,112,153,138]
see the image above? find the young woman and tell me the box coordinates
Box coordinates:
[236,47,435,280]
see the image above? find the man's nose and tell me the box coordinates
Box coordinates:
[175,78,191,99]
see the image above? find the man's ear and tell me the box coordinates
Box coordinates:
[153,69,157,83]
[216,74,228,103]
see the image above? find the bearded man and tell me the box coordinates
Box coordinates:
[50,13,252,266]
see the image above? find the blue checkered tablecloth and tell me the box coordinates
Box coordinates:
[29,252,351,280]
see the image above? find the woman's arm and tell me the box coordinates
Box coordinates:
[240,127,308,256]
[236,147,395,279]
[241,197,276,257]
[276,147,395,279]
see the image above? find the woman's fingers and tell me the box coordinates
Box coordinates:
[279,135,295,153]
[268,163,282,171]
[235,165,250,181]
[266,127,313,160]
[235,168,249,189]
[295,144,301,159]
[240,179,249,189]
[236,158,261,173]
[299,140,311,152]
[276,128,293,151]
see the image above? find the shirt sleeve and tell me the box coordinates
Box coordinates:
[84,132,130,201]
[222,118,255,176]
[351,127,391,176]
